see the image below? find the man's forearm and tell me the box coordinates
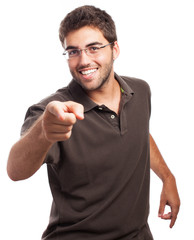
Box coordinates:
[149,133,180,228]
[150,133,172,181]
[7,101,84,181]
[7,115,52,181]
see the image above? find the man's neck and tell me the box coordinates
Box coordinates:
[86,77,121,115]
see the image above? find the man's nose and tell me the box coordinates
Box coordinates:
[79,49,92,65]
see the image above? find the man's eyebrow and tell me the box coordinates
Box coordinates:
[65,45,78,51]
[86,42,103,47]
[65,42,103,51]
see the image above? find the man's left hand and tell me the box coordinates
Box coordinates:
[158,174,180,228]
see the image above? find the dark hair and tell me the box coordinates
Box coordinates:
[59,5,117,45]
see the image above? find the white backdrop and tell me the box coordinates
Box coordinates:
[0,0,193,239]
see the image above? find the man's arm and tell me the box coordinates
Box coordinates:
[7,101,84,181]
[149,134,180,228]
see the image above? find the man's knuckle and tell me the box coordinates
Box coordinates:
[47,101,57,109]
[68,114,76,125]
[64,131,72,140]
[65,125,73,132]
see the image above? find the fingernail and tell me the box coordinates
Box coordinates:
[77,113,84,119]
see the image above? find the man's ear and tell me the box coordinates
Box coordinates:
[113,41,120,60]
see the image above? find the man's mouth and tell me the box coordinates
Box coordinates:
[79,68,98,75]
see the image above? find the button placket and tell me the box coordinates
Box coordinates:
[95,105,120,131]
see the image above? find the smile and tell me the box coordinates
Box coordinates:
[80,68,98,75]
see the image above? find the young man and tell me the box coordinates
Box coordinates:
[7,5,180,240]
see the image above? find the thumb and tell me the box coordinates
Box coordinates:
[63,101,84,120]
[158,199,166,218]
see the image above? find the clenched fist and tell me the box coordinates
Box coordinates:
[42,101,84,143]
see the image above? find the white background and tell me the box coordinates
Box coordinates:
[0,0,193,239]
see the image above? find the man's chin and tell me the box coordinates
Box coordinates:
[79,82,100,92]
[73,77,100,91]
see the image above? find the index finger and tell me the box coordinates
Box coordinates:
[47,101,84,121]
[169,205,179,228]
[63,101,84,120]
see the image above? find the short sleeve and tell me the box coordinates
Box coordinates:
[21,104,44,135]
[21,104,60,165]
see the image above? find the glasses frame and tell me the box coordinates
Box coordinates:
[63,42,114,60]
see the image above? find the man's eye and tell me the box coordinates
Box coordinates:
[69,49,79,56]
[89,46,100,52]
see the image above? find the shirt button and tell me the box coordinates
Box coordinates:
[111,115,115,119]
[98,107,103,110]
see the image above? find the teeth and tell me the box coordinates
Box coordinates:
[81,69,97,75]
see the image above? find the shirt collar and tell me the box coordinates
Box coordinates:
[114,73,134,97]
[68,73,134,113]
[68,80,97,113]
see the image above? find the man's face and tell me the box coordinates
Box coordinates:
[64,26,119,92]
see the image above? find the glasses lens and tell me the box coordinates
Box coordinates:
[87,46,100,55]
[69,49,80,58]
[63,49,80,60]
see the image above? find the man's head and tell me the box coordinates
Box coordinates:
[59,5,117,47]
[59,6,120,92]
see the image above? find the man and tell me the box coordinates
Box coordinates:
[7,5,180,240]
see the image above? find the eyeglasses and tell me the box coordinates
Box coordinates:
[63,42,114,60]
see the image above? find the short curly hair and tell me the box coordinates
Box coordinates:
[59,5,117,46]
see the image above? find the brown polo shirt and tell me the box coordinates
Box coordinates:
[21,73,153,240]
